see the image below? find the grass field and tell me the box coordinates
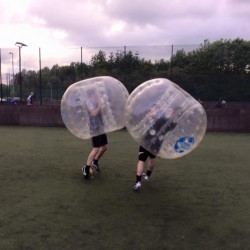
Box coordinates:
[0,126,250,250]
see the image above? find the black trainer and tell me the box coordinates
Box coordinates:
[82,166,90,180]
[91,161,101,172]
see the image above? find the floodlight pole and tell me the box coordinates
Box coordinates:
[15,42,27,102]
[39,47,42,105]
[9,52,15,95]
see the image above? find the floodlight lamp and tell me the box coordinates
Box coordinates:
[15,42,28,47]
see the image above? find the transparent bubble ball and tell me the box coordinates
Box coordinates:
[61,76,129,139]
[125,78,207,159]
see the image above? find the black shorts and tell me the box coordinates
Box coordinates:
[138,146,156,162]
[91,134,108,148]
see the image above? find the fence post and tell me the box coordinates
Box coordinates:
[39,47,42,105]
[170,44,173,79]
[81,46,83,79]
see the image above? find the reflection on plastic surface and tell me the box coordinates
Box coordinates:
[125,78,207,159]
[61,76,129,139]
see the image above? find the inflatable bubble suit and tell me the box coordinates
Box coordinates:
[61,76,129,139]
[125,78,207,159]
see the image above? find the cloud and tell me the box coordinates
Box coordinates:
[105,0,215,25]
[27,0,111,46]
[0,0,249,75]
[25,0,250,48]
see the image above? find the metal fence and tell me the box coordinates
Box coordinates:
[0,44,249,104]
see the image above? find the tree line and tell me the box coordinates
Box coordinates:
[2,38,250,102]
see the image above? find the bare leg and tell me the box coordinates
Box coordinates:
[94,145,107,161]
[136,160,145,176]
[143,158,155,179]
[133,160,145,190]
[147,158,155,172]
[86,147,99,166]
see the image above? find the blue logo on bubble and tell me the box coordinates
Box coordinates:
[174,137,195,153]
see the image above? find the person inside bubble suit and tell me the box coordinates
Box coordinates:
[142,105,177,155]
[133,104,177,191]
[85,89,105,134]
[82,88,108,179]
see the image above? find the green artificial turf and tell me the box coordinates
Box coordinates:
[0,126,250,250]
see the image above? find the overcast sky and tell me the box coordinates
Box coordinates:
[0,0,249,73]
